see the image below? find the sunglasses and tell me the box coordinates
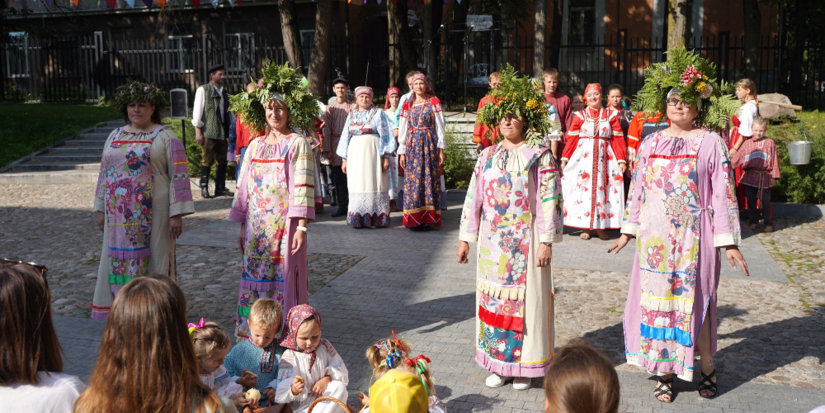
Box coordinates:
[1,258,49,285]
[666,98,692,108]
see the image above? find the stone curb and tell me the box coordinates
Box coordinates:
[773,202,825,217]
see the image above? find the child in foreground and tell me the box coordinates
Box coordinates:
[224,298,284,407]
[274,304,349,413]
[543,341,619,413]
[731,117,780,232]
[191,319,248,408]
[368,370,429,413]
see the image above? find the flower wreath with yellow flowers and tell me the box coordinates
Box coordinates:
[477,64,559,147]
[113,79,169,118]
[228,58,320,133]
[632,46,740,131]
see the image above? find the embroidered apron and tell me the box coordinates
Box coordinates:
[477,147,545,363]
[237,142,290,337]
[636,134,705,356]
[104,128,154,292]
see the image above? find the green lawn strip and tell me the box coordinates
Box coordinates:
[0,103,120,167]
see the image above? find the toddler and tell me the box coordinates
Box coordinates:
[274,305,348,413]
[224,298,284,407]
[368,370,429,413]
[731,116,780,232]
[543,341,619,413]
[190,318,246,408]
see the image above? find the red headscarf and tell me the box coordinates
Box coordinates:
[584,83,602,95]
[279,304,323,369]
[384,87,401,111]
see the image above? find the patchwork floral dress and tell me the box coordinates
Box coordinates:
[92,126,194,320]
[459,144,563,378]
[621,130,741,381]
[229,134,316,339]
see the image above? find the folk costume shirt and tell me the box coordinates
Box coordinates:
[200,365,244,398]
[626,111,670,159]
[274,341,349,413]
[322,100,356,167]
[731,138,780,189]
[473,95,499,149]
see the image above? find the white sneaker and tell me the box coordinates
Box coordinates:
[485,373,509,388]
[512,377,531,390]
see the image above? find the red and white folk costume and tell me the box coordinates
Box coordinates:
[561,83,627,230]
[729,98,758,210]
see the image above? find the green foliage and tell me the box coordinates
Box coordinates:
[112,80,170,118]
[769,112,825,204]
[477,64,559,147]
[161,116,235,179]
[632,46,738,131]
[229,59,320,134]
[443,129,475,190]
[0,103,119,167]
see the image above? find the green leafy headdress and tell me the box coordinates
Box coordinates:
[229,59,320,133]
[113,80,169,117]
[477,64,559,147]
[632,46,739,130]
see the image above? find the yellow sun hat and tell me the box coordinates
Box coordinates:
[368,370,428,413]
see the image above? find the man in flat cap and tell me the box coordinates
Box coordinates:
[322,77,356,217]
[193,63,233,198]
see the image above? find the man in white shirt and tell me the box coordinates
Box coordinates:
[192,64,233,198]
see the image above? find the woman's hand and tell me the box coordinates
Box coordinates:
[536,243,552,267]
[342,161,347,174]
[627,159,635,175]
[457,241,470,264]
[729,147,738,159]
[229,393,249,409]
[399,154,406,169]
[168,215,183,240]
[96,211,105,232]
[561,160,568,170]
[439,149,445,167]
[726,246,749,276]
[238,225,246,254]
[608,234,633,255]
[310,376,332,397]
[291,377,306,395]
[291,228,306,255]
[619,163,627,175]
[382,157,390,172]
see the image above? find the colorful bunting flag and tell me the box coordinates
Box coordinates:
[123,0,135,7]
[70,0,79,5]
[141,0,152,8]
[227,0,234,6]
[190,0,200,7]
[175,0,186,6]
[157,0,165,8]
[209,0,218,8]
[105,0,116,8]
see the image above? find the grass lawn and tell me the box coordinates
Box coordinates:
[0,103,120,167]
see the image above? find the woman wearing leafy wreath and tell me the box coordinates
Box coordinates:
[456,66,563,391]
[228,60,318,339]
[91,80,194,320]
[608,47,749,402]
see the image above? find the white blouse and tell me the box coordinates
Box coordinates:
[200,365,243,398]
[273,340,349,411]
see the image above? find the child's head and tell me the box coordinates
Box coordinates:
[543,341,619,413]
[280,304,322,353]
[401,355,436,396]
[571,92,585,111]
[752,116,768,140]
[542,68,560,94]
[607,84,624,110]
[488,72,501,90]
[736,78,757,100]
[369,370,428,413]
[246,82,257,95]
[191,320,231,375]
[405,70,422,91]
[248,298,283,348]
[366,332,412,369]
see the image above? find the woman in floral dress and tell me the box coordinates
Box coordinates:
[457,67,562,391]
[397,74,446,230]
[229,62,317,339]
[91,81,194,320]
[609,48,749,402]
[561,83,627,241]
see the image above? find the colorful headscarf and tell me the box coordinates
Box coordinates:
[384,87,401,111]
[279,304,322,369]
[355,86,374,98]
[584,83,602,95]
[407,74,436,102]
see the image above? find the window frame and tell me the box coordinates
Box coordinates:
[5,31,30,79]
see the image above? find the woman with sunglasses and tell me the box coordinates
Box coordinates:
[560,83,627,240]
[0,261,86,412]
[608,48,749,402]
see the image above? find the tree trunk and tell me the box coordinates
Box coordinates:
[277,0,304,71]
[549,0,563,69]
[425,0,443,81]
[448,0,471,76]
[741,0,761,79]
[387,0,419,92]
[307,0,333,96]
[666,0,689,53]
[790,0,808,102]
[388,3,401,88]
[533,0,546,77]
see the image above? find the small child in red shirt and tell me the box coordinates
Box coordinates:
[731,117,780,232]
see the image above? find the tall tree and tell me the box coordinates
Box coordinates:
[277,0,304,71]
[307,0,333,96]
[741,0,762,79]
[387,0,419,92]
[533,0,546,77]
[790,0,808,102]
[666,0,689,53]
[423,0,444,80]
[549,0,564,69]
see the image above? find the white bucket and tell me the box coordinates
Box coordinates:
[787,141,813,165]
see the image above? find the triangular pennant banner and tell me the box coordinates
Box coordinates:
[105,0,116,8]
[141,0,152,8]
[227,0,234,7]
[190,0,200,7]
[236,0,241,6]
[209,0,218,8]
[157,0,165,8]
[124,0,135,7]
[70,0,79,5]
[175,0,185,6]
[44,0,51,4]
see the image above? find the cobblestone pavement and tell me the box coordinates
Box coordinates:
[2,183,825,412]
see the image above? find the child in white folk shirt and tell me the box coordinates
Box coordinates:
[190,319,248,409]
[274,304,349,413]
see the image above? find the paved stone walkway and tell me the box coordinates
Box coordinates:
[2,183,825,412]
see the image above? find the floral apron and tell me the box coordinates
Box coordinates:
[477,148,545,364]
[636,133,705,365]
[104,129,154,295]
[237,147,290,338]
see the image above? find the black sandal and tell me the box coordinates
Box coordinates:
[654,376,674,403]
[698,369,718,399]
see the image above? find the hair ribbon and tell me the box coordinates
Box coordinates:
[187,317,205,336]
[405,355,433,395]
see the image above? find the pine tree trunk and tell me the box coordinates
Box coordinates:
[277,0,305,71]
[307,0,333,96]
[549,0,564,69]
[387,0,419,92]
[388,3,401,88]
[534,0,547,77]
[666,0,689,53]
